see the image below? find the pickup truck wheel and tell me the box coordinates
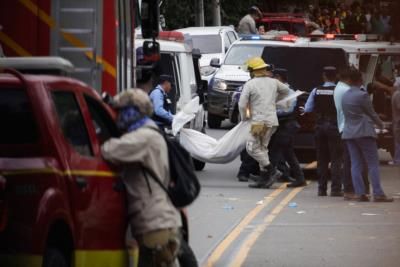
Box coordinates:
[208,113,222,129]
[43,248,68,267]
[192,158,205,171]
[178,239,198,267]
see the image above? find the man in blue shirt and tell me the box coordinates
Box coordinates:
[304,66,343,197]
[149,75,174,129]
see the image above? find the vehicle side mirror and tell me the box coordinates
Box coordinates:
[143,40,160,63]
[210,58,220,68]
[141,0,159,39]
[192,48,201,59]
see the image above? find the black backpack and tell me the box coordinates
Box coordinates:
[143,130,201,208]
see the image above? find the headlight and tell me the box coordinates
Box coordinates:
[212,78,228,91]
[200,66,216,77]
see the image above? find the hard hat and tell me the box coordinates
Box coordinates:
[244,57,268,72]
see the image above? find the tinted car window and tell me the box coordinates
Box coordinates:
[52,91,93,156]
[191,35,222,54]
[0,88,38,144]
[227,31,237,43]
[85,95,120,144]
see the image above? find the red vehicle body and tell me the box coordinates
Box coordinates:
[0,0,135,95]
[0,70,128,266]
[257,13,307,36]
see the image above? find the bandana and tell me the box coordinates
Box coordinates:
[117,106,149,132]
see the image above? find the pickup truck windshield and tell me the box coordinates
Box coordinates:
[224,44,264,65]
[262,47,348,91]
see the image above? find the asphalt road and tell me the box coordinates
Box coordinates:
[188,124,400,267]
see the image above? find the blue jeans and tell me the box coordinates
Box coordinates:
[345,137,385,196]
[393,141,400,164]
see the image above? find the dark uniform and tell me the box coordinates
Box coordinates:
[304,67,343,196]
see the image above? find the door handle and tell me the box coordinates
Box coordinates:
[75,177,88,189]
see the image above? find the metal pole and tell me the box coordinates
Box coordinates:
[199,0,205,26]
[212,0,221,26]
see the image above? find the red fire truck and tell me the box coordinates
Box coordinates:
[0,0,141,95]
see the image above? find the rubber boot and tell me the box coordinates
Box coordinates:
[249,165,281,188]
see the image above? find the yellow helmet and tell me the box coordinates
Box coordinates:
[244,57,268,71]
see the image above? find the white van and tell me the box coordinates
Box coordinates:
[136,31,208,170]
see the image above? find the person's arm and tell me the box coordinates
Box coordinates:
[304,88,316,113]
[238,84,250,120]
[150,89,173,123]
[101,131,149,164]
[361,91,384,129]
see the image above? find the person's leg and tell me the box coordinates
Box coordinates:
[346,139,366,196]
[357,137,385,196]
[237,149,259,181]
[315,125,330,195]
[327,130,343,195]
[138,245,154,267]
[342,139,355,194]
[280,132,305,187]
[393,140,400,164]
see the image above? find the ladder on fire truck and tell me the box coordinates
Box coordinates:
[53,0,100,89]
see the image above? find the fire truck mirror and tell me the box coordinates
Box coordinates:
[141,0,160,39]
[143,41,160,63]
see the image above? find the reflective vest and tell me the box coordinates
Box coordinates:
[314,85,337,122]
[151,88,173,126]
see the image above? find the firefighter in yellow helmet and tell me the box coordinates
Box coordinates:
[239,57,291,188]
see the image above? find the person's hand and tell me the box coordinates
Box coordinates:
[298,106,305,116]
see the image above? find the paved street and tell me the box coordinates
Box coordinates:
[189,125,400,267]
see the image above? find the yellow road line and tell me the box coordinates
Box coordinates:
[229,186,305,267]
[17,0,116,78]
[203,184,287,267]
[0,32,32,56]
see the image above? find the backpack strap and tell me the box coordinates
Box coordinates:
[142,165,172,200]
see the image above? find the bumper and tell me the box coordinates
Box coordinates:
[207,89,234,118]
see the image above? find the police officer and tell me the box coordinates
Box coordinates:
[238,57,290,188]
[149,75,174,130]
[304,66,343,196]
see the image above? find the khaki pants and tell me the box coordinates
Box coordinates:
[136,228,181,267]
[246,122,277,168]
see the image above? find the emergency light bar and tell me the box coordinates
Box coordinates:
[308,34,356,41]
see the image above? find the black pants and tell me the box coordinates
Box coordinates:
[269,121,304,182]
[315,121,343,193]
[342,140,370,194]
[237,149,259,177]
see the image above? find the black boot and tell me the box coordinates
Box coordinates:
[249,165,281,188]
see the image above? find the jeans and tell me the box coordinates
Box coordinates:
[342,140,370,194]
[315,121,343,193]
[345,137,385,196]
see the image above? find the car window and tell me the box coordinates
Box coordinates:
[52,91,93,156]
[191,35,222,54]
[0,88,38,144]
[84,95,120,145]
[224,44,265,65]
[269,21,291,32]
[223,33,231,53]
[292,23,306,36]
[227,31,237,43]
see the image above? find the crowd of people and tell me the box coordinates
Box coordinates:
[305,1,394,38]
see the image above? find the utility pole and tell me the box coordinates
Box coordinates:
[212,0,221,26]
[195,0,205,26]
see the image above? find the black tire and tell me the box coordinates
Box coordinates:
[207,113,222,129]
[193,158,206,171]
[43,248,69,267]
[178,239,198,267]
